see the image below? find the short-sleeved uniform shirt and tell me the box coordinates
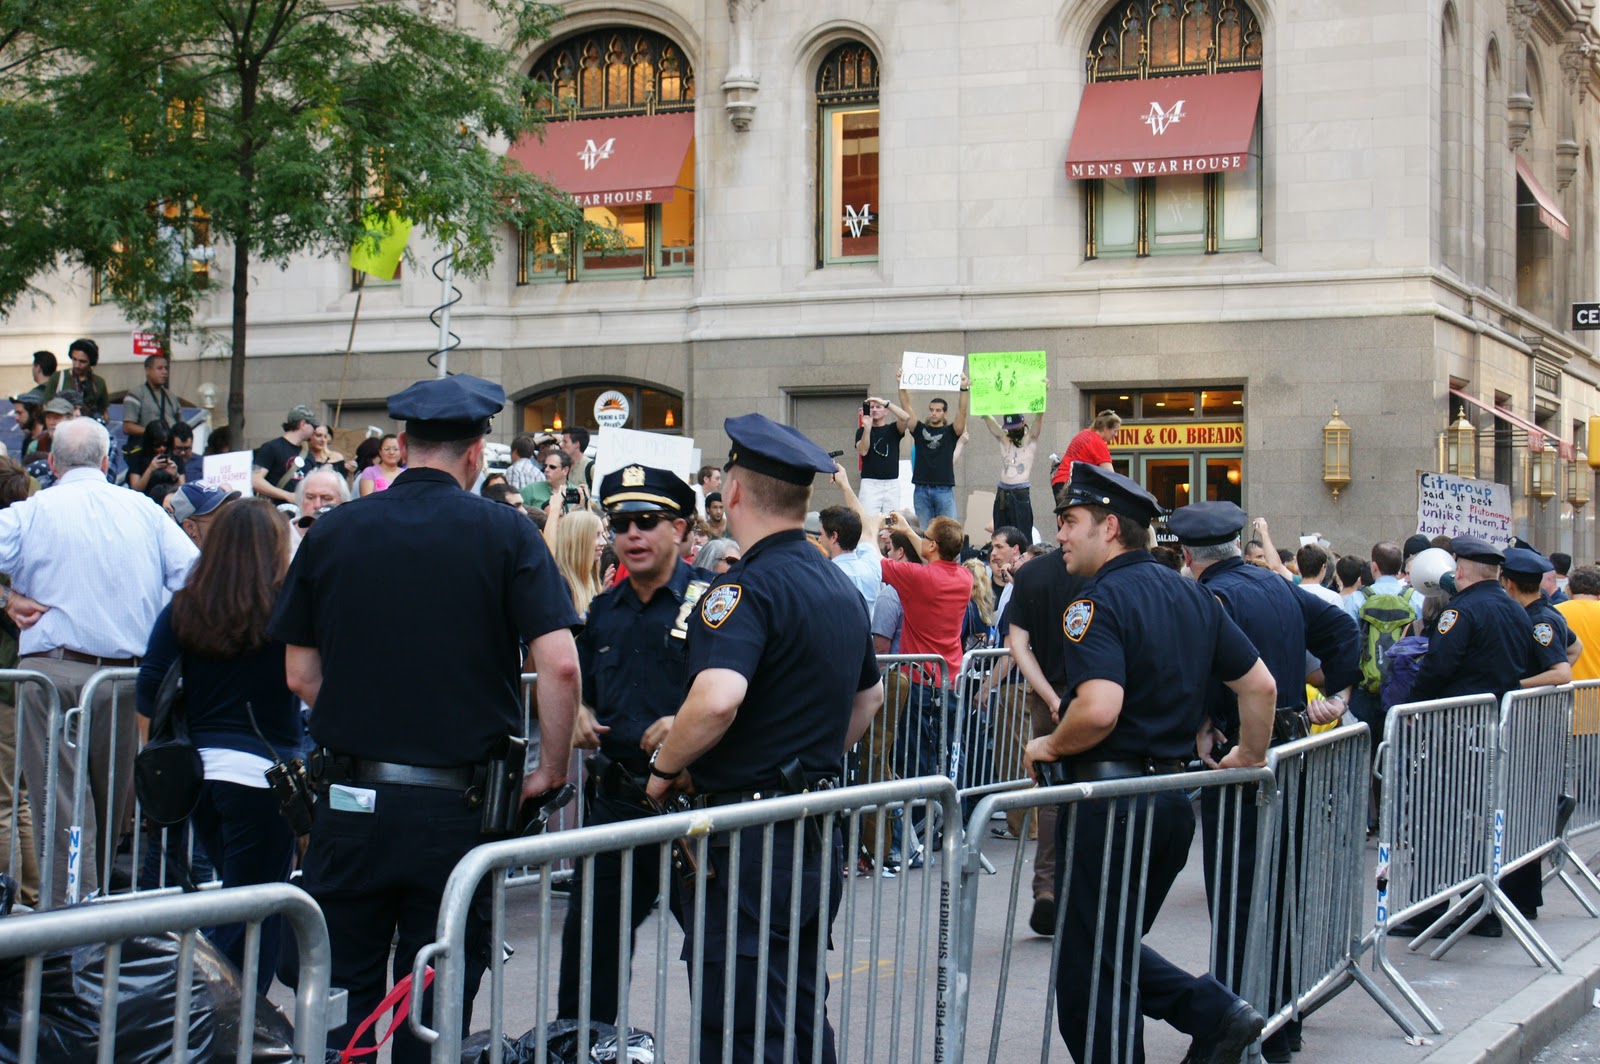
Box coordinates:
[910,422,959,486]
[685,529,877,793]
[1527,592,1576,657]
[999,548,1085,694]
[856,422,904,481]
[269,467,577,766]
[254,436,306,491]
[1408,578,1561,703]
[1063,550,1260,761]
[578,560,711,771]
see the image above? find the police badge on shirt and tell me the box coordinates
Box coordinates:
[1534,621,1555,647]
[1064,599,1094,643]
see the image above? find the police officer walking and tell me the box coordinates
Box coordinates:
[1024,465,1278,1064]
[1168,501,1360,1062]
[645,413,884,1064]
[557,464,711,1024]
[269,375,581,1062]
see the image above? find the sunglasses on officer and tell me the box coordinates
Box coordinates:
[607,511,675,535]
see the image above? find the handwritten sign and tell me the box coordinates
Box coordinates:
[202,451,256,497]
[593,427,696,485]
[1416,471,1512,546]
[900,352,964,392]
[968,351,1047,416]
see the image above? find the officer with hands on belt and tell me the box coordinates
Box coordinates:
[1168,501,1361,1063]
[557,463,711,1025]
[1023,464,1278,1064]
[645,413,884,1064]
[268,374,582,1063]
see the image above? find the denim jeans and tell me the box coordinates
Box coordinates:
[913,485,957,528]
[894,682,952,846]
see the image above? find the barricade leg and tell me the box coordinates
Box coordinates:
[0,692,41,907]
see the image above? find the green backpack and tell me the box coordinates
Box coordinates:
[1356,590,1418,695]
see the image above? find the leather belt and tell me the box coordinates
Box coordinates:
[35,647,138,667]
[314,751,477,792]
[1061,758,1187,784]
[697,776,841,808]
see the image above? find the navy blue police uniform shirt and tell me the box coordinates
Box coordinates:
[268,467,578,767]
[1528,593,1577,656]
[1408,578,1559,703]
[999,547,1085,694]
[685,529,878,793]
[579,559,712,771]
[1197,556,1361,733]
[1063,550,1261,762]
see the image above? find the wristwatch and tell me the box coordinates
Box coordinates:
[648,746,682,780]
[0,585,12,610]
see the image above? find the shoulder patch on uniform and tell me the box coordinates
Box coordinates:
[1064,599,1094,643]
[700,584,742,629]
[1534,621,1555,647]
[1437,609,1459,634]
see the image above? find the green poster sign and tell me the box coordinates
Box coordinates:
[967,351,1048,416]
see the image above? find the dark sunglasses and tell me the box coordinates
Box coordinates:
[608,512,673,535]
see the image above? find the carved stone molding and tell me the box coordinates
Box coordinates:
[1509,90,1535,147]
[1557,138,1580,189]
[722,0,762,132]
[1507,0,1536,44]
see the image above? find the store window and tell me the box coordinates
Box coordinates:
[1096,386,1246,512]
[816,42,880,265]
[518,382,684,435]
[1076,0,1263,258]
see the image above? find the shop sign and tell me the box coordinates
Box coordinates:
[1108,421,1244,450]
[594,390,631,429]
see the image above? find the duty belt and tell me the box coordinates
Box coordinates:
[310,749,479,793]
[1058,758,1187,784]
[696,773,841,808]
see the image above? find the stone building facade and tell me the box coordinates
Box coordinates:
[8,0,1600,555]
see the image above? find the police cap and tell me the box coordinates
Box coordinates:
[724,413,836,486]
[1500,546,1553,577]
[599,464,696,517]
[387,375,505,442]
[1054,463,1163,527]
[1166,501,1248,547]
[1449,534,1505,565]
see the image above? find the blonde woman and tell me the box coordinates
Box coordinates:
[552,509,606,621]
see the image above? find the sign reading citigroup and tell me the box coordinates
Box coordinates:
[1416,471,1513,547]
[1108,422,1244,450]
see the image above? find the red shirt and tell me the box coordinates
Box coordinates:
[880,557,971,680]
[1052,428,1113,485]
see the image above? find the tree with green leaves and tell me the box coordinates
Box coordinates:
[0,0,584,439]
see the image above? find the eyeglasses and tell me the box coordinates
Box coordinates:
[543,463,563,471]
[608,512,673,535]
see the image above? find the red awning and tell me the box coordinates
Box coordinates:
[1065,70,1262,180]
[1514,155,1570,240]
[1450,387,1574,461]
[507,111,694,208]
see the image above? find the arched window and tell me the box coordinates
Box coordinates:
[518,382,684,435]
[1081,0,1263,258]
[519,28,696,283]
[816,42,880,265]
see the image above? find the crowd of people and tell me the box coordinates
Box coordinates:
[0,349,1593,1064]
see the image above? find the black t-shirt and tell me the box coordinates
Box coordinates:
[855,423,903,481]
[1000,548,1084,693]
[911,422,959,485]
[253,436,306,491]
[268,467,579,766]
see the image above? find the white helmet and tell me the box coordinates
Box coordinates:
[1408,547,1456,598]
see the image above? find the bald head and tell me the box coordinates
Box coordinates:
[49,418,109,471]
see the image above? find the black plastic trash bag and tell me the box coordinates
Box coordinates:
[461,1020,655,1063]
[0,927,296,1062]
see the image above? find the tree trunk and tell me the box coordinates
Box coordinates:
[228,236,248,441]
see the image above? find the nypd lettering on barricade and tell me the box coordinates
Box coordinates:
[1067,154,1247,179]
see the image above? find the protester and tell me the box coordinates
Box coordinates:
[304,423,350,478]
[127,421,182,496]
[252,405,317,502]
[12,391,44,456]
[504,435,543,492]
[41,338,109,420]
[1049,409,1119,489]
[983,412,1043,536]
[896,369,970,526]
[1295,545,1343,607]
[30,351,55,387]
[821,468,882,607]
[121,353,180,441]
[855,395,910,515]
[703,491,727,537]
[692,463,721,517]
[1550,552,1573,604]
[694,537,741,574]
[168,482,242,549]
[1557,565,1600,681]
[170,421,202,483]
[289,469,349,553]
[561,426,592,489]
[357,433,404,496]
[551,509,607,621]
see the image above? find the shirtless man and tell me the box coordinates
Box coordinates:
[984,412,1043,537]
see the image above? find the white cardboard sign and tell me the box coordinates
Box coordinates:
[1415,471,1513,547]
[202,451,256,497]
[900,351,965,391]
[593,427,696,485]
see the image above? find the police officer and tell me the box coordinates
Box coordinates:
[1168,501,1361,1063]
[268,375,581,1062]
[556,464,711,1024]
[1024,465,1278,1064]
[645,413,884,1064]
[1395,535,1571,938]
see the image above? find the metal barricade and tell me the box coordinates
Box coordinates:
[0,882,338,1063]
[0,670,62,911]
[411,775,963,1064]
[509,672,586,887]
[1564,680,1600,847]
[953,764,1275,1064]
[1368,693,1499,1031]
[1252,726,1422,1040]
[845,654,949,787]
[948,647,1034,801]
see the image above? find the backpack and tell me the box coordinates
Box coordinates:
[1380,634,1430,709]
[1356,590,1419,695]
[133,659,204,827]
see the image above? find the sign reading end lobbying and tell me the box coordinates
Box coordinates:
[1575,303,1600,330]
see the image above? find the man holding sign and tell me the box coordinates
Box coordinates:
[898,368,969,527]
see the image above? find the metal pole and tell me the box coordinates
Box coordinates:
[435,249,454,379]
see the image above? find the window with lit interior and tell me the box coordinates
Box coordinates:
[816,42,880,266]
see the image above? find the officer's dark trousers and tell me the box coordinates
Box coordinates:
[993,486,1034,538]
[300,783,492,1064]
[1054,792,1238,1064]
[675,821,843,1064]
[557,786,665,1023]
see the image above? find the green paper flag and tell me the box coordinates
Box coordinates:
[968,351,1048,416]
[350,210,413,280]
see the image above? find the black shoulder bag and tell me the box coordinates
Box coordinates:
[134,659,205,827]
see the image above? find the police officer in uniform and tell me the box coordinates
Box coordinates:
[1024,465,1279,1064]
[1168,501,1360,1062]
[269,375,581,1062]
[645,413,884,1064]
[557,464,711,1024]
[1394,535,1570,937]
